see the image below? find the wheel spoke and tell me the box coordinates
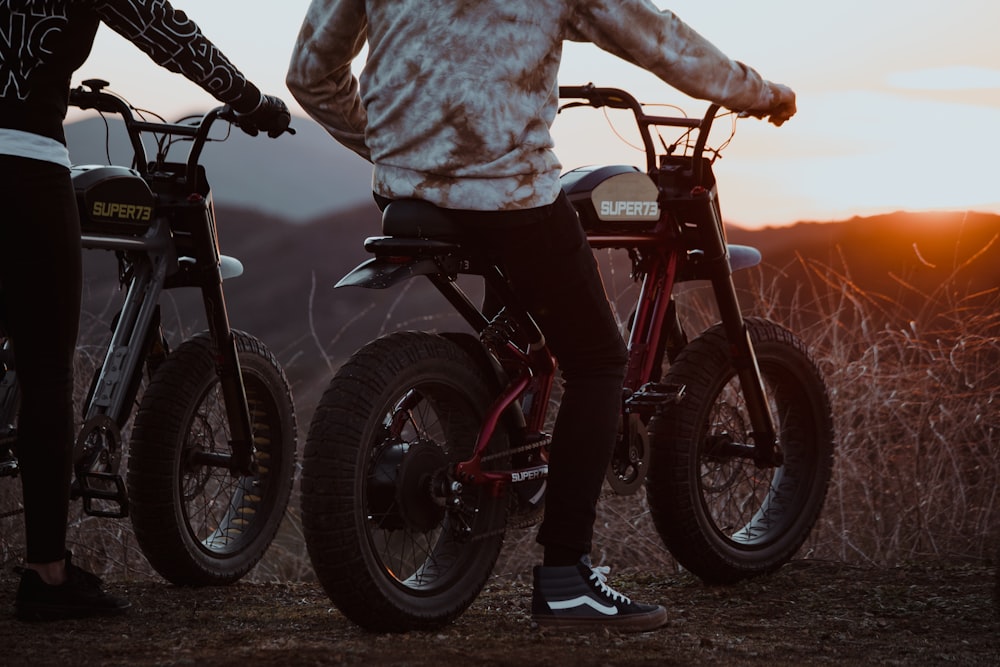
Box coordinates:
[647,318,834,583]
[128,331,295,585]
[302,332,509,630]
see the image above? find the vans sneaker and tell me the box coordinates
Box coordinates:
[531,556,667,632]
[15,552,130,622]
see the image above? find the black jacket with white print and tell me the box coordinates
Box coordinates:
[0,0,261,145]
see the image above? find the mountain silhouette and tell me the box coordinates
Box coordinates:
[726,210,1000,324]
[81,205,998,427]
[66,113,374,223]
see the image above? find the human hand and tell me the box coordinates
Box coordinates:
[766,83,796,126]
[234,95,293,138]
[746,82,796,127]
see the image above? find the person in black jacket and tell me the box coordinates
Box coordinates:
[0,0,290,622]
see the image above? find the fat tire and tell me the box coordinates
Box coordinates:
[647,317,834,584]
[302,331,508,632]
[128,330,296,585]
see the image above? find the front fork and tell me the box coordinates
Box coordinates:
[185,195,255,476]
[690,186,781,467]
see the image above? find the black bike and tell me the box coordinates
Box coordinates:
[0,80,297,585]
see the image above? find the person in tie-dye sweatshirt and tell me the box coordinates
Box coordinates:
[288,0,795,633]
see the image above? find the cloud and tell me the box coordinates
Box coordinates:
[887,66,1000,91]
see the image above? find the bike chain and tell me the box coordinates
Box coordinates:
[458,437,550,541]
[436,430,632,544]
[478,436,549,465]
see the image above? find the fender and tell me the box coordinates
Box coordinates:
[335,255,447,290]
[728,244,762,272]
[678,243,761,282]
[219,255,245,280]
[174,254,245,280]
[336,236,472,290]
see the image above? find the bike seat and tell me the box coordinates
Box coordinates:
[382,200,462,239]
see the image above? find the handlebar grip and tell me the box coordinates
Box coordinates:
[69,81,133,117]
[218,105,239,124]
[558,85,639,111]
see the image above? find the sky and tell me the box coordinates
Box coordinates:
[71,0,1000,228]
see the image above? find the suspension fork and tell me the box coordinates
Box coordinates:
[690,186,780,466]
[186,195,255,475]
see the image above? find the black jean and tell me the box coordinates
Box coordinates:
[379,192,627,559]
[0,155,82,564]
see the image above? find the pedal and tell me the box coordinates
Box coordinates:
[72,471,129,519]
[0,434,17,478]
[625,382,686,417]
[0,455,17,477]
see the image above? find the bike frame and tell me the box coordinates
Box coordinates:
[337,84,781,497]
[65,82,256,516]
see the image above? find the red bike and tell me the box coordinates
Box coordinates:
[302,84,835,631]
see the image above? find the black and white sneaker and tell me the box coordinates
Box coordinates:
[531,556,667,632]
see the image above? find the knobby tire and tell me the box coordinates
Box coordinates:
[128,330,297,585]
[302,331,509,632]
[647,317,834,584]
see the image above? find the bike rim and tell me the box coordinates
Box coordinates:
[363,385,500,594]
[697,367,815,550]
[180,376,278,557]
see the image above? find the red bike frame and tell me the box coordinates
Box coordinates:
[344,84,781,496]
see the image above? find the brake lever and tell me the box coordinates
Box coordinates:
[219,105,297,137]
[557,101,591,114]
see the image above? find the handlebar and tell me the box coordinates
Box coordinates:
[69,79,241,191]
[558,84,720,181]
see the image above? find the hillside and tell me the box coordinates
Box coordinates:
[80,207,1000,427]
[65,114,373,222]
[727,210,1000,311]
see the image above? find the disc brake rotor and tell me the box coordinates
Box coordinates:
[605,413,648,494]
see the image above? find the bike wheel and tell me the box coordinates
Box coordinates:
[128,330,296,585]
[647,317,834,584]
[302,331,508,632]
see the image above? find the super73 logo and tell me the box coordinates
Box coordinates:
[0,3,69,101]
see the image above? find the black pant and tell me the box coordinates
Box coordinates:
[0,155,82,564]
[380,192,627,559]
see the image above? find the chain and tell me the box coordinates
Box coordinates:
[452,436,551,541]
[424,435,626,544]
[478,435,550,464]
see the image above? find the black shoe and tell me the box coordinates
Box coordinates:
[15,552,130,622]
[531,556,667,632]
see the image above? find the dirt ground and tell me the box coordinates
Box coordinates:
[1,559,997,667]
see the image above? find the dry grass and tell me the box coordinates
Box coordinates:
[2,248,998,585]
[755,253,1000,567]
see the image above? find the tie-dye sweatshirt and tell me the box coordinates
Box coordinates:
[287,0,780,211]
